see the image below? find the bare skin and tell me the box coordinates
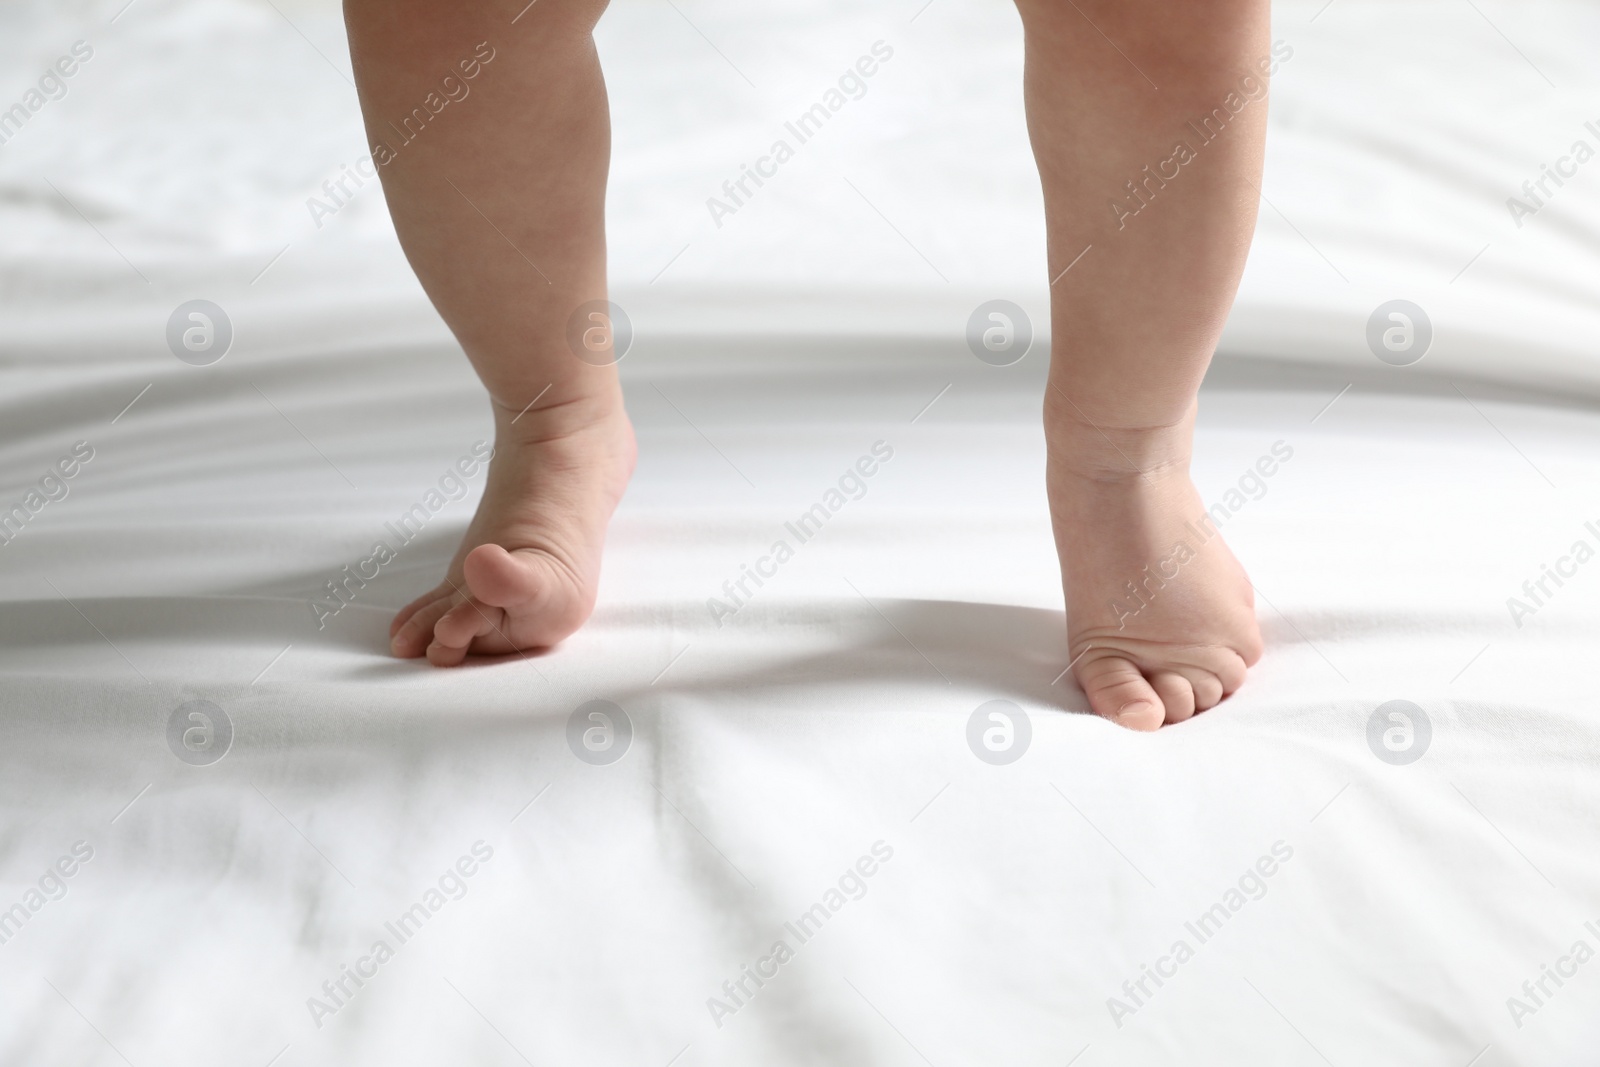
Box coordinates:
[1018,0,1268,728]
[345,0,1267,726]
[345,0,629,667]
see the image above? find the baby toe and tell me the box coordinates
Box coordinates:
[1076,653,1165,731]
[1149,671,1196,724]
[427,597,502,667]
[391,584,450,638]
[1215,648,1251,697]
[391,594,456,658]
[1186,669,1225,712]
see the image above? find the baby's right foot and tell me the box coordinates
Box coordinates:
[390,387,636,667]
[1047,400,1264,729]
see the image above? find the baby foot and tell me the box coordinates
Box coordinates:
[1046,398,1262,730]
[390,391,636,666]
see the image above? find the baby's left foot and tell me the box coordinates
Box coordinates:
[1046,400,1263,729]
[389,388,635,666]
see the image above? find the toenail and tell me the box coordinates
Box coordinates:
[1116,700,1157,720]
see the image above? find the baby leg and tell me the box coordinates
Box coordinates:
[344,0,634,665]
[1014,0,1270,727]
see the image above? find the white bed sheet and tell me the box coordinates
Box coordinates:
[2,1,1599,1065]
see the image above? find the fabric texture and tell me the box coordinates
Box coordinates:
[1,1,1598,1064]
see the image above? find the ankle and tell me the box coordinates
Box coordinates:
[1043,392,1195,484]
[490,375,627,448]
